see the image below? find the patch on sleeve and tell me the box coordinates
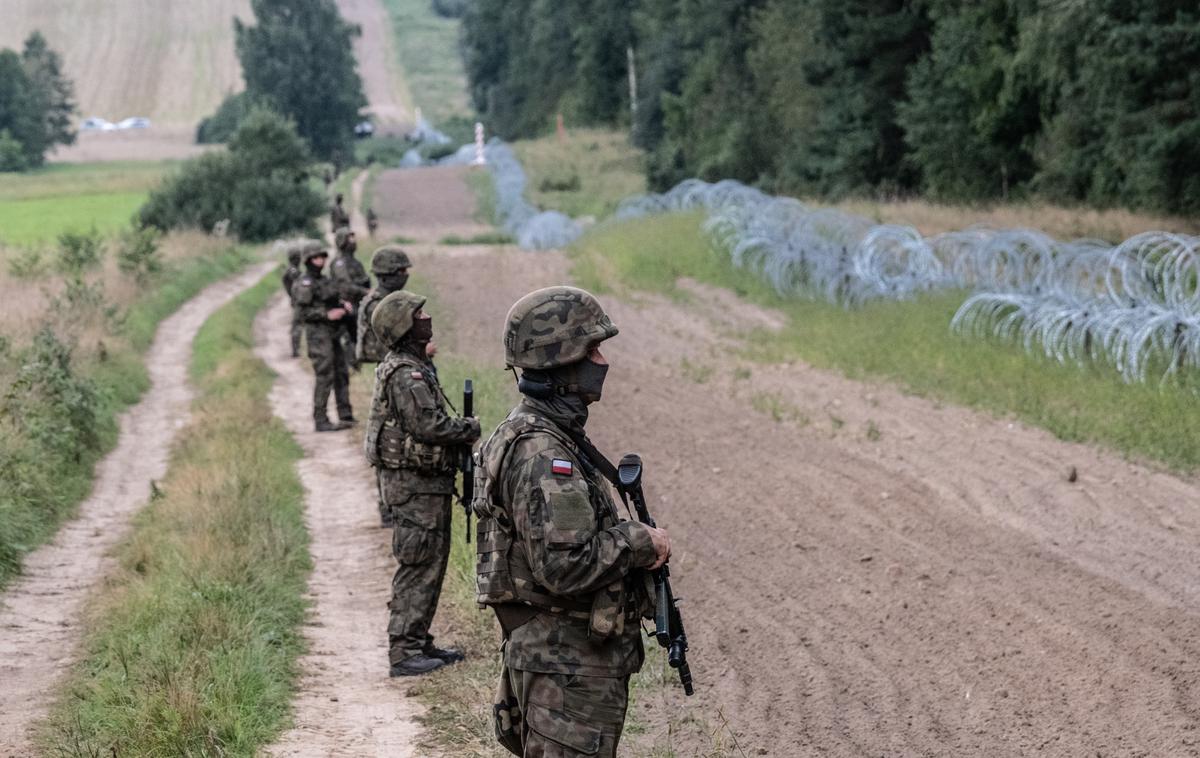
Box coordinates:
[410,371,424,380]
[551,459,573,476]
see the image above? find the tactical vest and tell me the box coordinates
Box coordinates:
[356,291,387,363]
[473,411,629,632]
[364,353,455,474]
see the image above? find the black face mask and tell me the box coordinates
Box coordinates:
[343,241,358,255]
[409,317,433,344]
[379,273,409,291]
[520,359,608,405]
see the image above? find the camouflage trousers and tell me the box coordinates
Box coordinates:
[388,492,451,664]
[493,660,629,757]
[290,313,303,357]
[305,325,352,423]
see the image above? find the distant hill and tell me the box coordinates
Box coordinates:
[0,0,250,129]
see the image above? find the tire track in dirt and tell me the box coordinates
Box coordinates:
[0,261,275,756]
[416,244,1200,756]
[254,293,422,757]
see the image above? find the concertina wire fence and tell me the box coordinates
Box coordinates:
[427,140,1200,386]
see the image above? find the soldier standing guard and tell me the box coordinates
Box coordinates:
[473,286,672,757]
[357,246,414,527]
[330,193,351,230]
[366,291,481,676]
[330,227,371,370]
[292,245,356,432]
[281,243,305,358]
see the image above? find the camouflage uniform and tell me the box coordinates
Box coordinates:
[293,247,354,428]
[474,286,658,757]
[330,195,350,230]
[330,228,371,370]
[366,291,480,674]
[281,245,304,358]
[358,246,414,527]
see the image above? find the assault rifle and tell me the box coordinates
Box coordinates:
[461,379,475,543]
[616,453,694,696]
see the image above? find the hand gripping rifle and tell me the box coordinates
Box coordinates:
[616,453,694,696]
[461,379,475,543]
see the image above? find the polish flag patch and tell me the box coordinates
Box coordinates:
[551,459,574,476]
[410,371,424,379]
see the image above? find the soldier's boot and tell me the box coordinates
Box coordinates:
[424,646,464,664]
[315,419,354,432]
[389,653,445,677]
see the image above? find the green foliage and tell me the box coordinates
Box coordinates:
[139,109,323,242]
[55,227,104,274]
[195,91,262,144]
[116,227,163,284]
[572,213,1200,470]
[42,273,309,755]
[432,0,471,17]
[234,0,368,163]
[0,247,254,589]
[0,33,76,170]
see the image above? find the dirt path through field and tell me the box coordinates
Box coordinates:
[254,294,422,757]
[335,0,412,131]
[373,165,492,242]
[416,243,1200,756]
[0,261,274,756]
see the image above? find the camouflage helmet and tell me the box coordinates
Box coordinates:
[301,240,328,266]
[372,290,427,347]
[504,286,618,370]
[371,245,412,275]
[334,226,356,251]
[285,242,302,267]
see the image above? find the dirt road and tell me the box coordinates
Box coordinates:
[254,295,422,756]
[413,241,1200,756]
[335,0,413,131]
[373,166,494,242]
[0,261,274,756]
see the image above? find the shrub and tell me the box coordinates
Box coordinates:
[195,91,259,144]
[0,128,29,171]
[116,227,163,284]
[56,228,103,274]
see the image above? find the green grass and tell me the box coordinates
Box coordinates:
[439,231,514,245]
[513,129,646,220]
[41,271,310,755]
[0,162,172,246]
[466,166,497,226]
[380,0,472,124]
[571,212,1200,471]
[0,247,256,590]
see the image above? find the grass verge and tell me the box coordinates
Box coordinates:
[40,271,310,755]
[0,245,257,589]
[380,0,471,124]
[572,212,1200,471]
[513,129,646,220]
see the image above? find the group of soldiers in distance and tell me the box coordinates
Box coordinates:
[277,194,674,757]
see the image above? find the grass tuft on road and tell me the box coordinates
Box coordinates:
[40,271,310,756]
[572,212,1200,472]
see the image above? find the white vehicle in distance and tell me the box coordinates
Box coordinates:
[117,117,151,130]
[81,117,116,131]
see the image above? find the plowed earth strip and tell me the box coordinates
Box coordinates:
[416,244,1200,756]
[254,293,421,757]
[0,261,275,757]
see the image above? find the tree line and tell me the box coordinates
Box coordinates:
[461,0,1200,215]
[0,32,76,171]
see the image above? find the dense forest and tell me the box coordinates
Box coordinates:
[461,0,1200,215]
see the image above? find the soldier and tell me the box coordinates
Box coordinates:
[367,291,481,676]
[357,246,413,527]
[281,243,304,358]
[473,286,672,757]
[366,207,379,238]
[292,244,356,432]
[330,227,371,370]
[330,193,351,230]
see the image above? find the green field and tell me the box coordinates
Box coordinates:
[0,162,171,246]
[513,129,647,220]
[572,212,1200,471]
[380,0,471,125]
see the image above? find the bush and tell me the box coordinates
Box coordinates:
[538,172,581,193]
[140,109,323,242]
[116,227,163,284]
[56,228,104,274]
[195,91,259,144]
[0,128,29,171]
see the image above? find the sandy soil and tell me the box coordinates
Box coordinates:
[373,166,493,242]
[0,261,274,757]
[335,0,413,132]
[49,128,216,163]
[254,294,423,756]
[413,242,1200,757]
